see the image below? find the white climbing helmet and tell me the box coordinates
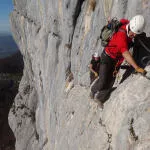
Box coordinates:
[93,52,99,58]
[129,15,145,34]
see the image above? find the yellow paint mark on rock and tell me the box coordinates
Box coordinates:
[84,0,96,34]
[20,15,25,35]
[89,0,96,13]
[103,0,112,20]
[146,108,150,112]
[38,0,44,17]
[84,15,91,34]
[58,0,63,17]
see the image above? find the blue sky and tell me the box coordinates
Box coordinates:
[0,0,13,34]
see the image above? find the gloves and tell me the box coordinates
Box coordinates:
[135,67,147,75]
[94,72,98,78]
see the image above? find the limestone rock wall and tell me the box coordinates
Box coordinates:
[9,0,150,149]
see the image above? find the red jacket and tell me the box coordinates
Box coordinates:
[105,19,133,66]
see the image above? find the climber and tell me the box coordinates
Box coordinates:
[89,52,101,84]
[90,15,147,108]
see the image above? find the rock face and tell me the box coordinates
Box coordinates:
[9,0,150,150]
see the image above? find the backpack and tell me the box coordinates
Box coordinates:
[100,18,122,47]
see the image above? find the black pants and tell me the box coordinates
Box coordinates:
[91,51,116,102]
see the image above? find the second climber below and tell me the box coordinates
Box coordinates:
[89,52,101,84]
[90,15,147,108]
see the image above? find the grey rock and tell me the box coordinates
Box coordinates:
[9,0,150,150]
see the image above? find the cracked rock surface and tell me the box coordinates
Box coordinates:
[9,0,150,149]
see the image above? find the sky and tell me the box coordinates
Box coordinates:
[0,0,13,34]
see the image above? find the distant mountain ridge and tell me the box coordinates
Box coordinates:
[0,51,23,73]
[0,34,18,58]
